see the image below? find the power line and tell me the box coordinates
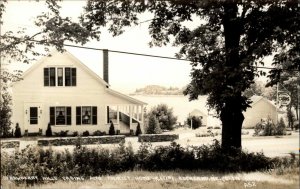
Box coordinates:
[63,43,299,72]
[25,39,300,72]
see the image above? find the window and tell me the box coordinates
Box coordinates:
[50,68,56,86]
[65,67,76,86]
[44,67,76,87]
[57,68,63,86]
[76,106,97,125]
[49,107,71,125]
[30,107,38,124]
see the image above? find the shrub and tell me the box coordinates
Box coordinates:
[275,117,286,135]
[148,104,177,130]
[109,121,115,135]
[93,130,106,136]
[286,108,295,130]
[45,123,52,137]
[254,118,287,136]
[72,131,79,137]
[186,116,202,129]
[14,123,21,138]
[135,123,142,136]
[82,130,90,136]
[54,130,69,137]
[146,114,162,134]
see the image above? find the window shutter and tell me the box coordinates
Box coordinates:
[76,107,81,125]
[92,106,97,125]
[50,107,55,125]
[44,68,49,86]
[66,107,72,125]
[71,68,76,86]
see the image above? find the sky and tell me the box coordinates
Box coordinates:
[2,0,192,94]
[2,0,273,94]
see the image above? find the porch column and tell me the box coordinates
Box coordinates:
[129,105,133,135]
[136,105,140,122]
[116,105,120,134]
[141,105,144,132]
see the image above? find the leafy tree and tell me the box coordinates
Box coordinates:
[146,114,162,134]
[148,104,177,130]
[187,116,202,129]
[0,70,21,137]
[79,0,299,149]
[287,108,296,130]
[243,81,264,98]
[276,117,286,135]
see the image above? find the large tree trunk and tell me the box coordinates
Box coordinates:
[221,3,244,150]
[220,98,244,149]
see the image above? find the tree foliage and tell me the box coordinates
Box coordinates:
[146,114,162,134]
[148,104,177,130]
[0,70,22,137]
[0,0,96,64]
[78,0,299,149]
[186,115,202,129]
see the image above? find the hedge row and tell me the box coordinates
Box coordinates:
[37,136,125,146]
[2,140,295,186]
[138,134,179,142]
[0,141,20,148]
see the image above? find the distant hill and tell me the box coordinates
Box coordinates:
[132,85,185,95]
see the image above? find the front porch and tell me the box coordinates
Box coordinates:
[106,104,145,135]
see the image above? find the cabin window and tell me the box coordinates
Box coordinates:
[57,68,63,86]
[44,67,76,87]
[76,106,97,125]
[44,67,56,86]
[65,67,76,86]
[49,106,71,125]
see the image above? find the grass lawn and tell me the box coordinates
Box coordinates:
[2,168,299,189]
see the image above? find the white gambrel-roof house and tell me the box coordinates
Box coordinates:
[12,50,146,135]
[243,96,278,128]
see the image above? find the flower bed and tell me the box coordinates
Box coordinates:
[37,135,125,146]
[138,134,179,142]
[0,141,20,148]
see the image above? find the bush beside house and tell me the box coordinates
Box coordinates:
[186,115,202,129]
[146,115,162,134]
[14,123,21,138]
[254,118,287,136]
[45,123,52,137]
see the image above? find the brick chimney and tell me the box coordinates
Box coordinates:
[103,49,109,84]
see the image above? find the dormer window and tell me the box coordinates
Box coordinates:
[44,67,76,87]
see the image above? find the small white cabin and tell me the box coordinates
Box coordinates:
[189,109,208,126]
[243,96,278,128]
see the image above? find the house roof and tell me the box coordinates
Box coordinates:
[15,50,147,105]
[107,88,147,105]
[21,50,110,87]
[189,109,207,116]
[250,95,276,108]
